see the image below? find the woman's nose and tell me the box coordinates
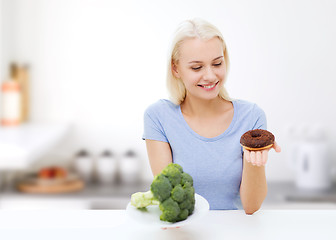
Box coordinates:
[203,66,216,81]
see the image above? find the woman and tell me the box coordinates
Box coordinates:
[142,18,281,214]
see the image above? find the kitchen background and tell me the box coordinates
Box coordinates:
[0,0,336,209]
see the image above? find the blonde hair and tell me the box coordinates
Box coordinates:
[166,18,231,105]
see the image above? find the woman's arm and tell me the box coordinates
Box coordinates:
[240,142,281,215]
[240,152,268,215]
[145,139,173,176]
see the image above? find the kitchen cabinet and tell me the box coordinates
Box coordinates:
[0,210,335,239]
[0,124,69,169]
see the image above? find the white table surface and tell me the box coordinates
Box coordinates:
[0,209,334,240]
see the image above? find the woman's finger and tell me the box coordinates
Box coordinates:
[244,149,251,162]
[250,151,256,165]
[273,141,281,153]
[256,151,262,166]
[262,149,268,165]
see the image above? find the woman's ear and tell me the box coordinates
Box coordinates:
[172,62,180,79]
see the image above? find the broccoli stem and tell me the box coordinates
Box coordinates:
[131,190,160,208]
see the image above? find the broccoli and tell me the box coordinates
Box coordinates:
[130,163,195,223]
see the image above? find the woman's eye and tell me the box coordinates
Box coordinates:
[213,62,222,67]
[191,66,202,71]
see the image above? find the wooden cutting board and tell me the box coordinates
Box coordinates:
[17,178,84,194]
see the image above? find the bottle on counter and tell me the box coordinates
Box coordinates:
[0,62,31,126]
[74,149,93,183]
[96,150,118,185]
[1,79,21,126]
[119,150,140,185]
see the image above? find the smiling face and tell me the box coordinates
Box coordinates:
[172,37,226,102]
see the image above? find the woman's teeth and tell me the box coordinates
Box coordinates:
[200,82,217,89]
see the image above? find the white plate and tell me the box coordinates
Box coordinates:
[126,193,209,228]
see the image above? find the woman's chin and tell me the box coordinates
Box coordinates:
[196,93,221,101]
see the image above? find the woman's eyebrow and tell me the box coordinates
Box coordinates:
[213,56,224,61]
[188,60,202,64]
[188,56,223,64]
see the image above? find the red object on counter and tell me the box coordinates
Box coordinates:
[38,166,68,179]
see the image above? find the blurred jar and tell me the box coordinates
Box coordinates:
[74,150,93,183]
[294,125,331,190]
[96,150,118,184]
[119,150,140,185]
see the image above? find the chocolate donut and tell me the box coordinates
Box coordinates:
[240,129,275,151]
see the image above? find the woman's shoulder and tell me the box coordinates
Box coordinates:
[232,99,266,128]
[144,99,179,115]
[232,99,265,115]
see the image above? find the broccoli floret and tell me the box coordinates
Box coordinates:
[181,172,193,186]
[171,163,183,173]
[180,182,195,214]
[162,164,182,187]
[183,182,195,200]
[177,208,189,221]
[150,174,172,202]
[159,198,180,222]
[130,163,196,223]
[171,184,185,202]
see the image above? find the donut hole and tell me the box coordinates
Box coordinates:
[251,132,261,138]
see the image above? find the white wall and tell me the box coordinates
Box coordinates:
[1,0,336,181]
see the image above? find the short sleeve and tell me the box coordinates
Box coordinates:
[252,104,267,130]
[142,107,169,143]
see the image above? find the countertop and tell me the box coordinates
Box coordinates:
[0,209,334,240]
[263,181,336,209]
[0,181,151,209]
[2,181,336,210]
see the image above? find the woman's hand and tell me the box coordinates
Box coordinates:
[243,141,281,167]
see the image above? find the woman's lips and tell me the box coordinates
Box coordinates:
[198,81,219,91]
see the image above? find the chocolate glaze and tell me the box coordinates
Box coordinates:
[240,129,275,149]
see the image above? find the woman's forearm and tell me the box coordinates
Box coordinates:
[145,140,173,176]
[240,158,267,215]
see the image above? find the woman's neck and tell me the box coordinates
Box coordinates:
[181,95,229,118]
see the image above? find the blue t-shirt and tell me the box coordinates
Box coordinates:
[142,99,267,210]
